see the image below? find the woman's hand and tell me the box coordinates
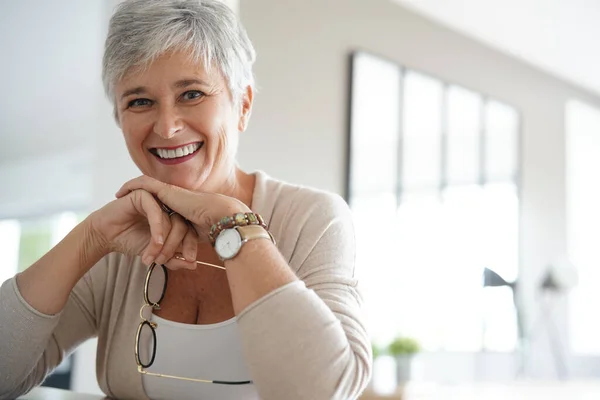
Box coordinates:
[88,188,198,270]
[115,175,251,238]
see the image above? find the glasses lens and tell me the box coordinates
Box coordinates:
[136,320,157,368]
[146,263,167,306]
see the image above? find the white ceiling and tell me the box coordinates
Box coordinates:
[393,0,600,96]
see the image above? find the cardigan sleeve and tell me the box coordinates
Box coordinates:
[0,257,108,399]
[236,191,372,400]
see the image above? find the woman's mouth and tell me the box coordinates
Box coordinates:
[149,142,204,165]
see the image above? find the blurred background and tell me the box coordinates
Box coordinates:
[1,0,600,398]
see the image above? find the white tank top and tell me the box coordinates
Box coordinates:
[142,314,259,400]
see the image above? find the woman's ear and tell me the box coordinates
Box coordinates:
[238,85,253,132]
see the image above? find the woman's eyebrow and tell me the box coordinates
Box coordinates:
[173,78,210,89]
[121,86,147,100]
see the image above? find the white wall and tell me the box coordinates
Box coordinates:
[0,150,92,220]
[0,1,105,164]
[239,0,600,380]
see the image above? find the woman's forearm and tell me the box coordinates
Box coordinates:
[234,277,371,400]
[224,238,297,315]
[16,218,107,315]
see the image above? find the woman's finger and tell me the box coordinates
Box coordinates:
[182,224,198,262]
[131,190,169,265]
[116,176,166,199]
[154,214,188,266]
[164,256,197,271]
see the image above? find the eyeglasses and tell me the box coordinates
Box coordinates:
[134,262,253,385]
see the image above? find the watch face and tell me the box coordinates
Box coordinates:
[215,229,242,259]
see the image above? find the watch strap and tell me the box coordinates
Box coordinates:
[236,225,273,244]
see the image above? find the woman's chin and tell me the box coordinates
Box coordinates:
[156,174,207,192]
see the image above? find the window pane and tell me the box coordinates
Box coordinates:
[480,183,519,282]
[446,85,481,185]
[362,185,519,352]
[440,185,518,351]
[53,212,79,245]
[18,219,53,273]
[352,193,401,345]
[403,71,443,191]
[479,183,519,351]
[482,286,519,351]
[485,101,519,182]
[349,53,400,195]
[0,220,20,285]
[5,212,85,277]
[566,99,600,355]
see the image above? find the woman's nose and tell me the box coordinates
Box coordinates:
[153,105,184,139]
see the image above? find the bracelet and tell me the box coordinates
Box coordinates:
[208,212,268,245]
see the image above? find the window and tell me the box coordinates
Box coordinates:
[0,212,85,286]
[348,52,520,352]
[566,99,600,355]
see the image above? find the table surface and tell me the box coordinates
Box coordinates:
[18,381,600,400]
[17,387,107,400]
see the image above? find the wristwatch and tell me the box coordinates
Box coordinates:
[214,224,273,261]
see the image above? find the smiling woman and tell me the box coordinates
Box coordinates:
[0,1,371,400]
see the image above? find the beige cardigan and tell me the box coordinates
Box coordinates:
[0,171,372,400]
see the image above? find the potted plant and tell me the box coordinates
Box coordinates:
[387,336,420,384]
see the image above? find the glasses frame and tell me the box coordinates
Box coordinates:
[134,263,253,385]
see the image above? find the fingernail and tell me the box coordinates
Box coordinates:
[155,254,166,266]
[157,235,164,245]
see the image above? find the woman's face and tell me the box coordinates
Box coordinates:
[114,51,252,192]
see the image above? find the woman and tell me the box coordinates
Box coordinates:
[0,0,371,399]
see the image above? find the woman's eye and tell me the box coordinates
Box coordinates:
[127,98,152,108]
[182,90,204,101]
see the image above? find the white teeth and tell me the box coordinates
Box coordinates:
[155,143,201,159]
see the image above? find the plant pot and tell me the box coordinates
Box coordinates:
[395,354,415,384]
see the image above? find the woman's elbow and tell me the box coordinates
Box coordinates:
[322,350,373,400]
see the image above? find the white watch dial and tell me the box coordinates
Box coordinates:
[215,228,242,259]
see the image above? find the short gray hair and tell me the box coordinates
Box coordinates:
[102,0,256,103]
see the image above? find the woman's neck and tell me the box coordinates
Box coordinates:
[211,167,256,210]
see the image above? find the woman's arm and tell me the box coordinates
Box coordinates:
[223,230,296,314]
[0,189,188,399]
[0,221,103,399]
[231,193,372,400]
